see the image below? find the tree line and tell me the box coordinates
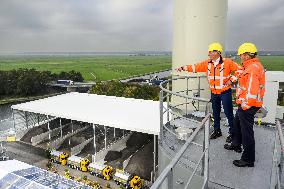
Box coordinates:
[90,80,160,101]
[0,69,83,96]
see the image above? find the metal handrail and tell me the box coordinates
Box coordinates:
[151,113,211,189]
[152,76,211,189]
[276,120,284,152]
[270,120,284,189]
[160,76,209,103]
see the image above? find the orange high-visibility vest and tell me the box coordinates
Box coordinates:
[236,58,265,110]
[184,57,242,94]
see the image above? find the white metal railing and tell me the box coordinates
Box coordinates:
[151,76,211,189]
[151,114,210,189]
[270,120,284,189]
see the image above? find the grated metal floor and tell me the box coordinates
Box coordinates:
[160,116,277,189]
[208,125,275,189]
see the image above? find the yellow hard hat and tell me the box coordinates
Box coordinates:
[238,42,257,55]
[208,42,223,53]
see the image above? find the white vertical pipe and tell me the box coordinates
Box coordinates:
[69,120,73,146]
[12,111,16,140]
[93,123,96,162]
[47,115,51,140]
[153,135,157,181]
[104,126,107,149]
[114,128,116,139]
[60,118,62,138]
[71,120,73,133]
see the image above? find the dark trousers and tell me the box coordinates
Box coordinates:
[232,106,260,163]
[211,89,234,134]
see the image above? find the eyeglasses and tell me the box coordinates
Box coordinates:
[208,51,219,55]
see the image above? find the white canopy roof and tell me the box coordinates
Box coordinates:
[12,92,162,135]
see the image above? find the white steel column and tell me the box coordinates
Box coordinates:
[93,123,96,162]
[114,128,116,139]
[71,120,74,133]
[47,115,51,140]
[104,126,107,149]
[69,120,73,146]
[153,134,157,180]
[12,111,16,131]
[60,118,63,138]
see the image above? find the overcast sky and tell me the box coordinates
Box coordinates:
[0,0,283,53]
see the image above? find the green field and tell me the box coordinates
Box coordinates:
[0,55,283,81]
[0,56,171,81]
[258,56,284,71]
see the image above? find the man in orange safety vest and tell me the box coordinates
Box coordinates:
[224,42,265,167]
[176,42,242,142]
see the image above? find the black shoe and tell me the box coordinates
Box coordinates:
[210,130,222,139]
[224,144,242,153]
[226,135,232,143]
[233,160,254,167]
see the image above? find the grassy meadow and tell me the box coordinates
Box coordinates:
[0,55,283,81]
[0,56,171,81]
[258,56,284,71]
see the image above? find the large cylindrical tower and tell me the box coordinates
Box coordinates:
[171,0,228,111]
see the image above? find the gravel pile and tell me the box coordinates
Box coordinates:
[105,132,154,180]
[125,141,154,180]
[126,132,152,148]
[104,150,122,161]
[21,119,60,143]
[58,126,93,150]
[21,125,49,143]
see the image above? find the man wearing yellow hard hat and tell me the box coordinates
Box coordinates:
[224,42,265,167]
[176,42,242,142]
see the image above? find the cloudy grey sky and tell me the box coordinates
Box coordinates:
[0,0,283,53]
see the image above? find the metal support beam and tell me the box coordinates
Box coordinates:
[198,77,201,110]
[69,120,73,146]
[186,78,188,114]
[37,114,40,126]
[25,112,28,129]
[114,128,116,139]
[203,117,210,188]
[93,123,96,162]
[60,118,63,138]
[47,115,51,140]
[12,111,16,131]
[159,90,163,140]
[104,126,107,149]
[71,120,74,133]
[167,82,170,122]
[153,134,157,181]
